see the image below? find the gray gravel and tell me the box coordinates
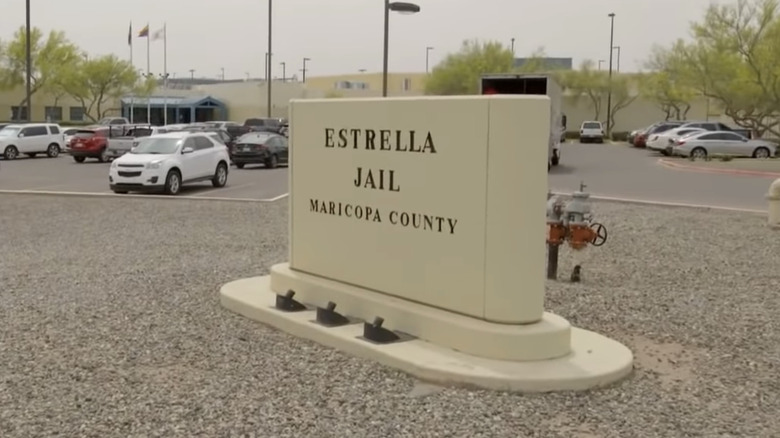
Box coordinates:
[1,193,778,437]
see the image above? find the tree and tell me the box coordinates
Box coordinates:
[607,75,639,132]
[424,40,514,95]
[649,0,780,136]
[559,60,609,120]
[0,27,81,108]
[639,46,696,120]
[63,55,139,121]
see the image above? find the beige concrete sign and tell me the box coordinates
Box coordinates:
[221,96,633,392]
[289,96,549,323]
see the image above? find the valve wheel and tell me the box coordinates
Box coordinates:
[590,222,608,247]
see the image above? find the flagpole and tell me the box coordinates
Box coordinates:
[163,23,168,126]
[146,22,151,125]
[129,22,134,124]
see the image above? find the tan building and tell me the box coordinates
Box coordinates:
[0,72,732,132]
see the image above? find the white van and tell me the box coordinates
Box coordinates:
[0,123,65,159]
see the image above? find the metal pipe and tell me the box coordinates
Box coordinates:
[382,0,390,97]
[267,0,273,117]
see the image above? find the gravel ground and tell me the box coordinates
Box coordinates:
[1,194,778,438]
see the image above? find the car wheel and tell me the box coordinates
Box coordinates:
[73,156,86,163]
[46,143,60,158]
[164,169,182,195]
[691,147,707,159]
[212,162,228,187]
[265,154,278,169]
[551,154,560,166]
[25,153,36,158]
[98,149,109,163]
[3,146,19,160]
[235,163,245,169]
[753,147,770,159]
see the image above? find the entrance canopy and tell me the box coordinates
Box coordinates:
[120,95,228,125]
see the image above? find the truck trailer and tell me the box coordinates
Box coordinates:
[479,74,566,171]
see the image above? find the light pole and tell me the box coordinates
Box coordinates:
[511,38,515,54]
[606,12,615,137]
[612,45,621,72]
[425,46,433,74]
[267,0,273,117]
[280,62,286,82]
[220,67,225,81]
[302,57,310,82]
[598,60,605,70]
[382,1,421,97]
[189,69,195,81]
[25,0,31,121]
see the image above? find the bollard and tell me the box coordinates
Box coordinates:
[768,178,780,229]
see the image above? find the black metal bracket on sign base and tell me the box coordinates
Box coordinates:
[315,301,350,327]
[275,289,306,312]
[363,317,400,344]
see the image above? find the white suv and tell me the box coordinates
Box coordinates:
[109,131,230,195]
[0,123,65,159]
[579,121,605,143]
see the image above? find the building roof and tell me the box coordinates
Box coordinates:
[120,95,225,107]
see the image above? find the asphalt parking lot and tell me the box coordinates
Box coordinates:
[0,154,288,201]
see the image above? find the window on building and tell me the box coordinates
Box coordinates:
[334,80,369,90]
[402,78,412,91]
[11,106,28,121]
[69,106,85,121]
[45,106,63,121]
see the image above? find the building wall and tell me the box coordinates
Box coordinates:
[0,73,735,132]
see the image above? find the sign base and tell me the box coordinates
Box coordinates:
[220,265,634,392]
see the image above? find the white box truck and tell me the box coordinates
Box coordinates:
[479,74,566,171]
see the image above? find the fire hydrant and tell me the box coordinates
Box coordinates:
[768,178,780,229]
[546,182,608,281]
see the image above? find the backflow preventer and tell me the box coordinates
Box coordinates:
[546,182,608,281]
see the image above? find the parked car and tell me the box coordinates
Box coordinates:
[634,121,685,148]
[68,127,111,162]
[61,127,82,153]
[97,117,130,126]
[108,131,230,195]
[106,125,168,159]
[184,127,237,158]
[232,131,289,169]
[579,121,604,143]
[244,117,284,134]
[0,123,9,131]
[672,131,776,159]
[0,123,64,160]
[677,121,735,132]
[646,127,706,155]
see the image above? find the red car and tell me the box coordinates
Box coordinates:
[69,127,111,162]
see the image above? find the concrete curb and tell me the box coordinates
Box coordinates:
[551,191,766,215]
[658,158,780,178]
[0,189,289,203]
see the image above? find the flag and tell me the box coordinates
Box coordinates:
[128,22,132,46]
[151,27,165,41]
[138,25,149,38]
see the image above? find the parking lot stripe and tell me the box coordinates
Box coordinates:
[0,190,287,203]
[551,191,766,215]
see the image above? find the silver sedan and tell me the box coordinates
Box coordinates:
[672,131,776,159]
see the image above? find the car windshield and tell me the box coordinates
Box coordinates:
[0,127,20,137]
[74,130,96,138]
[131,137,182,154]
[237,132,273,144]
[583,122,601,129]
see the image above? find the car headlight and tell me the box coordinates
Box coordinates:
[146,161,163,169]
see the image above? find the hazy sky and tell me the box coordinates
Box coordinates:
[1,0,718,80]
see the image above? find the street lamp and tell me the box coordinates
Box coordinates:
[612,45,621,72]
[280,62,286,82]
[425,46,434,74]
[220,67,225,81]
[606,12,615,137]
[382,1,421,97]
[189,69,195,81]
[302,57,311,82]
[511,37,515,54]
[267,0,273,117]
[25,0,31,121]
